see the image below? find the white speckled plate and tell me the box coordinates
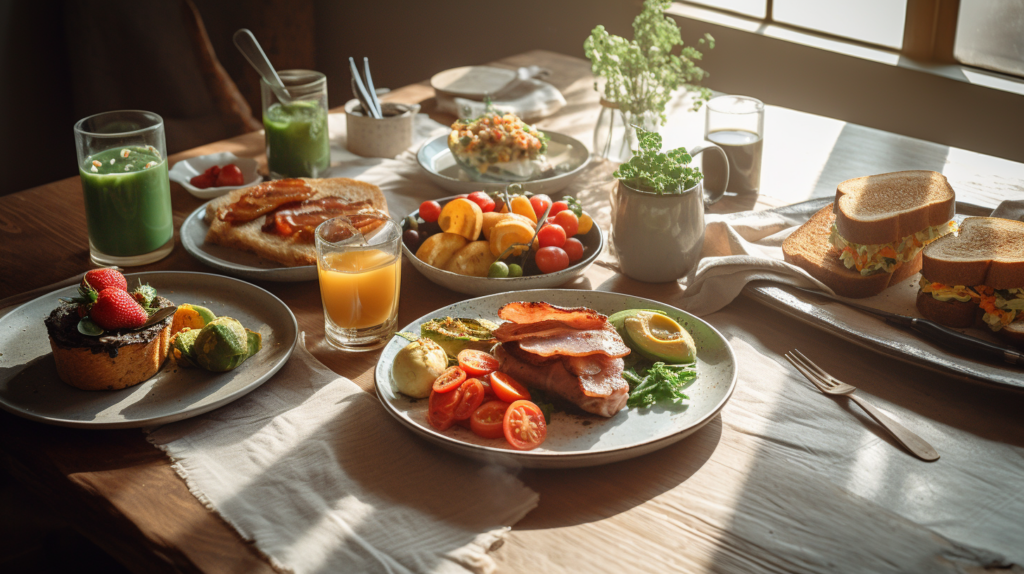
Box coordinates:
[181,202,317,282]
[374,290,737,468]
[402,196,604,296]
[416,132,591,195]
[0,271,297,429]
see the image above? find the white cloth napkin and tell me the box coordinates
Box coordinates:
[435,67,566,123]
[147,335,539,574]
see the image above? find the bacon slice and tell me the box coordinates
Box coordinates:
[217,179,315,223]
[262,198,381,242]
[497,302,608,331]
[511,323,631,358]
[496,345,627,417]
[564,355,626,398]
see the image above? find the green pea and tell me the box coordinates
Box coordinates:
[507,264,523,278]
[488,261,509,278]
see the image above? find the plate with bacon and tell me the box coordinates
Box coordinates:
[375,290,737,468]
[181,177,389,281]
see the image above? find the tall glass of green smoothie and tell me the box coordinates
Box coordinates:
[74,110,174,266]
[262,70,330,179]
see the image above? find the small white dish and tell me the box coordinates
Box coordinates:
[170,152,262,199]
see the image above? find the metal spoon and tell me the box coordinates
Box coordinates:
[233,29,291,103]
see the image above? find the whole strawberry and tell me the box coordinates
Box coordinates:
[83,268,127,293]
[90,288,149,330]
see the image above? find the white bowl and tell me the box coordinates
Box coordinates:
[169,152,262,199]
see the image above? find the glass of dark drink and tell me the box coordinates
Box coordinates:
[703,96,764,196]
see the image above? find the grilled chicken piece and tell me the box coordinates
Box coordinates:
[496,344,628,417]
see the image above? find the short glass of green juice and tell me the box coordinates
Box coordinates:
[74,110,174,266]
[262,70,330,179]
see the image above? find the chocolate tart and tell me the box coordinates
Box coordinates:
[44,296,175,391]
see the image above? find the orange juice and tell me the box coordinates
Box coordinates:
[317,249,401,329]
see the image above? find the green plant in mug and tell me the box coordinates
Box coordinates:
[584,0,714,122]
[613,127,703,194]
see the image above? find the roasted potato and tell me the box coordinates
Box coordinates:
[416,232,468,268]
[443,240,495,277]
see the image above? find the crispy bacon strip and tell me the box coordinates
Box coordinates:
[513,324,631,358]
[564,355,627,398]
[497,301,608,330]
[217,179,315,223]
[262,199,377,238]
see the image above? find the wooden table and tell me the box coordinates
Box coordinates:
[2,51,1024,573]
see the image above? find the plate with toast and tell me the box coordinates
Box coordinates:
[749,170,1023,389]
[182,177,389,282]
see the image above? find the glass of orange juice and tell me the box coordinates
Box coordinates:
[315,213,402,351]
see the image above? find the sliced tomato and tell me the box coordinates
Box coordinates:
[452,378,486,420]
[489,371,531,402]
[457,349,499,376]
[471,400,511,439]
[427,386,463,431]
[503,400,547,450]
[432,366,467,393]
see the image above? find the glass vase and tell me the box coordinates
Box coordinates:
[592,101,659,162]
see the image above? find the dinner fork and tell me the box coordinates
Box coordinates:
[785,350,940,462]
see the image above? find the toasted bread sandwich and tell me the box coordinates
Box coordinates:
[917,217,1024,348]
[783,171,956,298]
[205,177,388,267]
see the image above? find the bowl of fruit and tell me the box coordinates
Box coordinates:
[401,187,603,296]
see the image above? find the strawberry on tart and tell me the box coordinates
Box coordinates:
[44,269,175,391]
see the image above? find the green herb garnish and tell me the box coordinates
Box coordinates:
[626,362,696,408]
[584,0,714,121]
[613,127,703,194]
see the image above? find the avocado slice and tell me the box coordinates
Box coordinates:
[608,309,667,341]
[623,311,696,364]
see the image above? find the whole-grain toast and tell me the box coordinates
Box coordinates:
[205,177,388,267]
[834,170,955,245]
[783,204,923,298]
[920,217,1024,289]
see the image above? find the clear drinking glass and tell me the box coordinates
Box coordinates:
[262,70,330,179]
[703,95,765,195]
[74,110,174,266]
[315,214,402,351]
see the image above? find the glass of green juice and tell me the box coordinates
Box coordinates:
[74,110,174,266]
[262,70,330,179]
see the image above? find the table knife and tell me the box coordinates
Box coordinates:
[789,287,1023,366]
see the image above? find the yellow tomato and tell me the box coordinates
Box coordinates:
[509,196,537,224]
[438,198,483,241]
[490,219,535,258]
[577,212,594,235]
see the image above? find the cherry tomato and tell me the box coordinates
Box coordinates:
[529,194,552,219]
[535,246,569,274]
[428,385,464,431]
[432,365,467,393]
[549,201,569,217]
[189,173,215,189]
[489,371,531,402]
[503,400,548,450]
[563,237,584,262]
[554,211,579,236]
[470,400,511,439]
[577,212,594,235]
[467,191,496,213]
[452,378,486,420]
[537,223,566,248]
[215,164,244,186]
[457,349,499,376]
[419,201,442,223]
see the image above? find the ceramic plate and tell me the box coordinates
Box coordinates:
[416,132,591,195]
[169,152,262,200]
[0,272,298,429]
[181,202,317,282]
[430,66,517,99]
[374,290,737,468]
[401,195,603,296]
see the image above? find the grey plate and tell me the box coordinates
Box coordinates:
[402,195,604,296]
[416,132,591,195]
[0,271,298,428]
[374,290,738,468]
[181,203,317,282]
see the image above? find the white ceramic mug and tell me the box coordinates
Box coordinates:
[344,100,421,158]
